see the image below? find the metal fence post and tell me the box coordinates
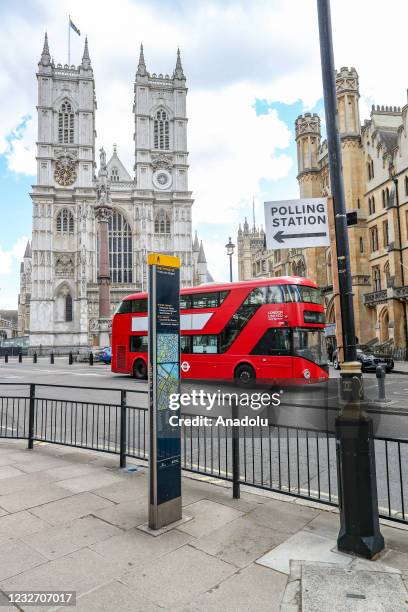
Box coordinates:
[232,398,240,499]
[4,353,8,364]
[69,352,73,365]
[89,352,94,366]
[18,351,22,363]
[120,390,127,468]
[28,384,35,450]
[33,352,37,364]
[50,352,54,365]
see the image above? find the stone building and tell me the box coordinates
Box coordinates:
[21,35,210,352]
[18,241,32,336]
[238,66,408,352]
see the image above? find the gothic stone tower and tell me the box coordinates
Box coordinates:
[133,45,193,288]
[294,112,326,286]
[30,34,96,351]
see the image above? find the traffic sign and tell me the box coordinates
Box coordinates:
[264,198,330,249]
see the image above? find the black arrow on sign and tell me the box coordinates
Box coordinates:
[273,230,327,244]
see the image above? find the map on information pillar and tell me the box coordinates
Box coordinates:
[157,334,179,412]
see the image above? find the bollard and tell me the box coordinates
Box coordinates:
[33,352,37,364]
[18,351,22,363]
[89,352,94,366]
[50,352,54,365]
[69,352,73,365]
[376,364,386,402]
[4,353,8,364]
[231,398,241,499]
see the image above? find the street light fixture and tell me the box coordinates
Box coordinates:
[225,237,235,282]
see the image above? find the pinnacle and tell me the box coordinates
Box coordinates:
[82,36,91,68]
[136,43,148,77]
[173,47,185,80]
[40,31,51,66]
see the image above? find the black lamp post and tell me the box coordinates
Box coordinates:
[317,0,384,558]
[225,237,235,282]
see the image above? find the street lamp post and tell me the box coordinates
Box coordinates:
[225,237,235,282]
[317,0,384,558]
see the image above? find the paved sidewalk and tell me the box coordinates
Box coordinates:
[0,441,407,610]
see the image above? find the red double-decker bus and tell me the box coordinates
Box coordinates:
[111,276,328,385]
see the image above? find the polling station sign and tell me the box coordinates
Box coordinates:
[264,198,330,249]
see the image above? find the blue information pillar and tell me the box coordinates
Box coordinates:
[147,253,182,529]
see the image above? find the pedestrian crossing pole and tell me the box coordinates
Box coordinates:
[317,0,384,558]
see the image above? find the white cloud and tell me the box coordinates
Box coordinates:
[0,236,29,275]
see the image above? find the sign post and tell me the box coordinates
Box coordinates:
[147,252,182,530]
[264,198,330,249]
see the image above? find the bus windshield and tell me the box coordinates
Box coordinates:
[293,329,328,365]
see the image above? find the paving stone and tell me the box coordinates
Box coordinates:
[0,538,47,581]
[302,510,340,539]
[381,525,408,554]
[0,465,25,480]
[381,549,408,572]
[92,476,148,503]
[183,480,266,513]
[247,498,319,534]
[14,457,68,473]
[0,483,72,513]
[29,492,115,525]
[45,463,101,481]
[256,530,352,575]
[123,544,236,607]
[177,499,243,538]
[0,471,55,496]
[0,548,120,597]
[0,510,49,539]
[92,498,148,530]
[191,516,289,568]
[73,579,160,611]
[302,563,408,611]
[193,563,287,611]
[91,527,192,571]
[56,471,125,493]
[21,515,121,560]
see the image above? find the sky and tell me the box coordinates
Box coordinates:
[1,0,408,309]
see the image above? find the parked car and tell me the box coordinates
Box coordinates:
[95,346,112,364]
[332,348,394,372]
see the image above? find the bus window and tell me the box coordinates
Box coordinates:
[244,285,283,305]
[116,300,132,314]
[193,293,219,309]
[251,328,291,356]
[180,294,193,309]
[181,336,192,353]
[130,335,148,352]
[192,335,218,353]
[132,299,148,313]
[219,304,258,353]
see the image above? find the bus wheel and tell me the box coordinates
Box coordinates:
[235,363,256,387]
[133,359,147,380]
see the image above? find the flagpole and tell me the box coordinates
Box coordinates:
[68,14,71,65]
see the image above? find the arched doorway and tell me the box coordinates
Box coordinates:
[379,307,389,343]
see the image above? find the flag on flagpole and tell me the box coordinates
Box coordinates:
[69,18,81,36]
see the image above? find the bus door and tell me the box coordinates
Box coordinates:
[251,327,294,381]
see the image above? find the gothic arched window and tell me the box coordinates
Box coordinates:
[58,100,74,144]
[154,109,170,150]
[384,261,391,287]
[108,211,132,283]
[56,209,74,234]
[154,209,171,234]
[65,294,73,322]
[111,168,119,182]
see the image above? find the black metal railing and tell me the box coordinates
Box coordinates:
[0,383,407,525]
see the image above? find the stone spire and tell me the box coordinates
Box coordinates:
[136,43,148,77]
[39,32,51,66]
[193,230,200,252]
[81,36,91,69]
[173,48,185,80]
[24,241,32,259]
[198,241,207,264]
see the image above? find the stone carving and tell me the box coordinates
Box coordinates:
[151,153,173,170]
[55,254,74,277]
